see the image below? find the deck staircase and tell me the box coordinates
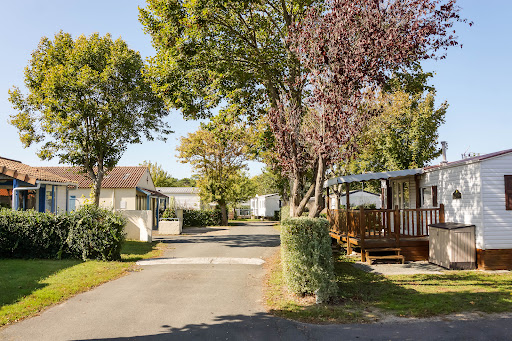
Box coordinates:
[364,247,404,265]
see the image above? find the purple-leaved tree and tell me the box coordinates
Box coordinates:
[269,0,470,217]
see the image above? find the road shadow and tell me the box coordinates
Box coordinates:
[158,234,281,248]
[75,312,305,341]
[74,310,512,341]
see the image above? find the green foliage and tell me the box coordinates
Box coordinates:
[280,205,290,223]
[139,0,320,120]
[177,114,252,225]
[161,207,177,219]
[280,217,337,302]
[0,206,125,261]
[65,205,126,261]
[140,160,197,187]
[343,72,446,177]
[251,166,289,198]
[0,209,68,259]
[9,31,170,205]
[183,209,222,227]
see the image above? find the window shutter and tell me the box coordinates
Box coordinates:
[505,175,512,210]
[432,186,438,207]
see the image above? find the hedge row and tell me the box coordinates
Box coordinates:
[281,217,338,303]
[0,205,125,261]
[183,209,222,227]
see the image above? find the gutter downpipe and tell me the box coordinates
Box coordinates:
[12,181,78,212]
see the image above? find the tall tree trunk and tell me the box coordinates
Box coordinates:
[88,166,104,207]
[309,154,326,218]
[219,201,228,226]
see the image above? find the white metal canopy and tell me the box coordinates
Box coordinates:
[324,168,423,188]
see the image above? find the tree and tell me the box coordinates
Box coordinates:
[348,91,447,174]
[139,0,324,217]
[270,0,468,217]
[226,171,256,209]
[177,114,250,225]
[251,167,289,200]
[9,32,170,205]
[140,160,175,187]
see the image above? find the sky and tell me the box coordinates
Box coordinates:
[0,0,511,179]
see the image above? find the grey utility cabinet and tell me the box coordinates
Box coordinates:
[429,223,476,270]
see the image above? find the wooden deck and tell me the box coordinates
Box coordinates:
[328,205,444,262]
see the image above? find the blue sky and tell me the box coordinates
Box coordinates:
[0,1,510,178]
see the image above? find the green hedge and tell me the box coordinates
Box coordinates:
[281,217,338,303]
[183,209,222,227]
[280,205,290,223]
[0,206,125,261]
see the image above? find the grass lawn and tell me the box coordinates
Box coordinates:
[264,250,512,324]
[0,240,164,327]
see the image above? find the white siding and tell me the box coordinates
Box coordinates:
[421,162,483,249]
[480,153,512,249]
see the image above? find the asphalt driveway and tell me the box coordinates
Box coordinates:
[1,222,511,341]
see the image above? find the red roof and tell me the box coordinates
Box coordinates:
[40,166,150,189]
[425,148,512,170]
[0,157,73,184]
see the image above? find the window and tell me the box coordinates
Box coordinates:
[505,175,512,210]
[421,187,432,207]
[393,180,410,209]
[69,196,76,211]
[45,187,53,213]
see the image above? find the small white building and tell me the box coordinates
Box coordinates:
[157,187,201,210]
[250,193,281,218]
[327,190,381,209]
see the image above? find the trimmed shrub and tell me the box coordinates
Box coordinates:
[0,208,69,259]
[0,205,125,261]
[66,205,125,261]
[280,205,290,223]
[281,217,338,302]
[183,209,222,227]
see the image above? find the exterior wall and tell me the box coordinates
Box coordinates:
[71,188,137,211]
[117,210,152,242]
[136,169,156,191]
[480,153,512,249]
[421,162,483,249]
[54,186,68,213]
[172,193,201,210]
[251,195,280,217]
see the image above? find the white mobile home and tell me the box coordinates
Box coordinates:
[250,194,281,218]
[325,148,512,270]
[156,187,201,210]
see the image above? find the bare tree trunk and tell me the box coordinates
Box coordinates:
[219,201,228,226]
[309,154,326,218]
[289,176,300,217]
[88,164,104,207]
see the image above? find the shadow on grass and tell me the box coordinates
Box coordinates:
[0,259,80,307]
[267,254,512,323]
[120,241,161,262]
[334,258,512,317]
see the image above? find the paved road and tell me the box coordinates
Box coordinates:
[1,222,512,341]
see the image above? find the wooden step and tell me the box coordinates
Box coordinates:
[367,254,405,265]
[365,248,401,253]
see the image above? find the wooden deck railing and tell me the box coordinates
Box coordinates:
[328,204,445,241]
